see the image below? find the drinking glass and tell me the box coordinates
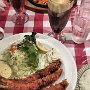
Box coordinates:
[72,0,90,44]
[48,0,74,42]
[9,0,29,25]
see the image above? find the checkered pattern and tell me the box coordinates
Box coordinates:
[0,1,90,70]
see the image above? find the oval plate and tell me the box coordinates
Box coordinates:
[0,33,77,90]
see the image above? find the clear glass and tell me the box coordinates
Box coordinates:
[9,0,29,25]
[48,0,74,43]
[72,0,90,44]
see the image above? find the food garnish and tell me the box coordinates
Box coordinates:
[36,41,48,54]
[17,32,39,71]
[17,32,48,71]
[0,62,12,78]
[9,45,17,53]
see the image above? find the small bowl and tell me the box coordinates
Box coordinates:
[75,64,90,90]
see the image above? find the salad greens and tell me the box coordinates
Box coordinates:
[17,32,39,70]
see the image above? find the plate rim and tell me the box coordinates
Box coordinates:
[0,33,77,90]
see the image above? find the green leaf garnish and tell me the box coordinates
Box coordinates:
[17,32,39,71]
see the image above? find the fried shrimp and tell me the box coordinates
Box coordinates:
[0,69,63,90]
[42,79,69,90]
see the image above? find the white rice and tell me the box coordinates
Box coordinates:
[79,68,90,90]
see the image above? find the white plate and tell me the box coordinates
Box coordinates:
[0,33,77,90]
[75,64,90,90]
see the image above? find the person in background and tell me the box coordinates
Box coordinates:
[0,0,6,11]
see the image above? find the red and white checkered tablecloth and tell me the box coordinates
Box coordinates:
[0,1,90,70]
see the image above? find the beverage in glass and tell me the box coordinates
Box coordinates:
[48,0,74,42]
[10,0,29,25]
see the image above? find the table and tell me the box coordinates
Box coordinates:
[0,1,90,70]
